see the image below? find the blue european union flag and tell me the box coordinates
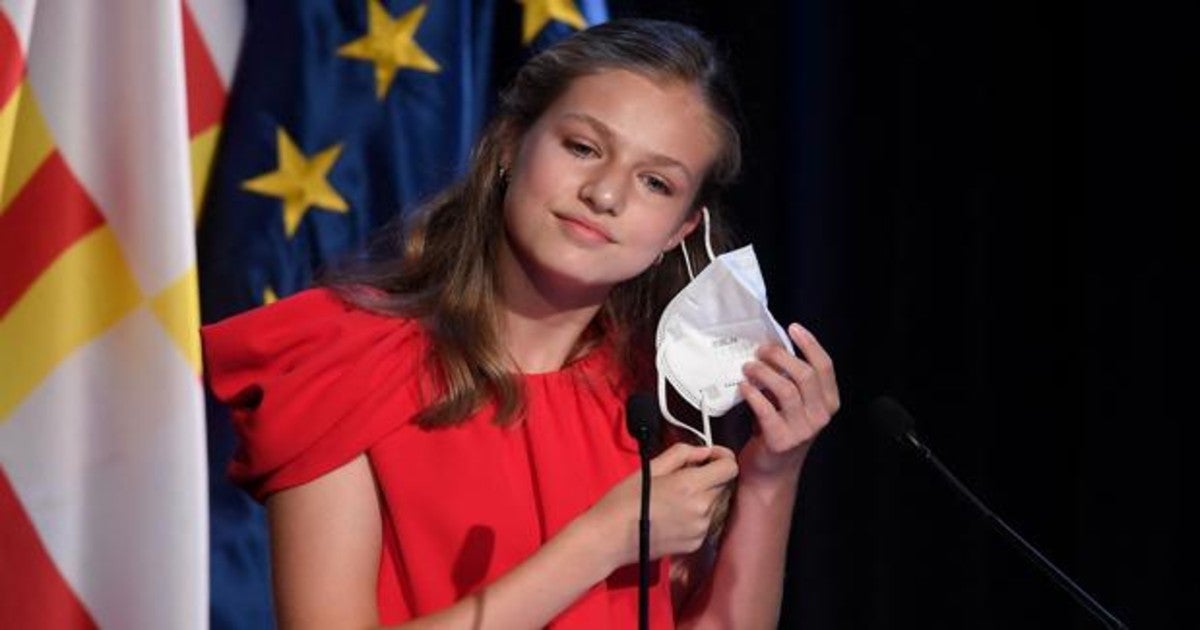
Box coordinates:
[197,1,607,627]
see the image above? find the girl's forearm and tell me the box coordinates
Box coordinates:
[385,514,618,630]
[677,461,805,630]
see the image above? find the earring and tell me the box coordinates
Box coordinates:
[498,165,509,182]
[655,250,665,265]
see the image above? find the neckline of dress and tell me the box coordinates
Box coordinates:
[517,342,610,380]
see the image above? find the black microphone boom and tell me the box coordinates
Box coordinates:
[868,396,1128,630]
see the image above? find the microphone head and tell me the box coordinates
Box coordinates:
[868,395,916,442]
[625,392,659,442]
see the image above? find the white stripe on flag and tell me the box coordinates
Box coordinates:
[185,0,246,89]
[0,308,207,629]
[25,0,196,296]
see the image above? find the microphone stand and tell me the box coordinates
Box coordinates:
[636,422,651,630]
[625,392,659,630]
[902,432,1128,630]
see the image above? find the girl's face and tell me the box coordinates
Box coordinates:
[499,68,721,305]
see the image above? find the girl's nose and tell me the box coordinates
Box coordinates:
[579,169,626,215]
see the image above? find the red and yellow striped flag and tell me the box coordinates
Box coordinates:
[0,1,222,626]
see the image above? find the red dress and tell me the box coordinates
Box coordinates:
[202,288,675,628]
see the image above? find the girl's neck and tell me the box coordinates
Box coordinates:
[499,305,601,374]
[496,242,609,374]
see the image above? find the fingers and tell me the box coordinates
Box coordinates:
[743,349,810,414]
[738,378,791,437]
[787,323,840,412]
[744,324,840,416]
[649,442,713,477]
[708,444,737,462]
[646,447,737,558]
[743,348,820,441]
[738,323,841,456]
[678,445,739,489]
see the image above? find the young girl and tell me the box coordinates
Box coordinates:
[203,18,839,629]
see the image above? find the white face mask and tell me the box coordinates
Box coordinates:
[655,208,794,446]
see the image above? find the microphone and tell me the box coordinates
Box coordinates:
[868,396,1128,630]
[626,392,659,449]
[625,393,659,630]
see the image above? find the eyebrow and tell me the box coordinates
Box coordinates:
[560,112,695,184]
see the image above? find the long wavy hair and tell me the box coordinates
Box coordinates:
[326,19,744,429]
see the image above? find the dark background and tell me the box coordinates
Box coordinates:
[608,0,1191,628]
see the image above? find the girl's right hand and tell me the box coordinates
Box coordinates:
[580,442,739,572]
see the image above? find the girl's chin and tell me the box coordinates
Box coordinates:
[504,241,646,302]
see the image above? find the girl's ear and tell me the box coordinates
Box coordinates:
[669,206,705,248]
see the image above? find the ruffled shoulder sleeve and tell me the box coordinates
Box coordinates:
[201,287,431,501]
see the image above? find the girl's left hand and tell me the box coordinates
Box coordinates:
[737,322,840,482]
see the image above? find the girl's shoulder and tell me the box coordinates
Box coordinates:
[202,287,433,501]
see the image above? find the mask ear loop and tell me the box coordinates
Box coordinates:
[680,240,696,282]
[678,207,716,282]
[657,353,712,446]
[700,206,716,262]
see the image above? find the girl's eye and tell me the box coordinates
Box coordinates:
[566,140,598,158]
[642,174,673,196]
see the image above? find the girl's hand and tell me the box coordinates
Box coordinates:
[737,323,840,482]
[581,442,738,572]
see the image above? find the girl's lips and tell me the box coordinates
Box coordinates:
[554,213,616,244]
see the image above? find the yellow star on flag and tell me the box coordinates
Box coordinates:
[518,0,588,45]
[242,128,349,237]
[338,0,441,99]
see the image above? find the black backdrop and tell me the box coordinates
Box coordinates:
[608,1,1190,628]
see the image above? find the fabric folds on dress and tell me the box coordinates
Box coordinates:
[202,288,674,628]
